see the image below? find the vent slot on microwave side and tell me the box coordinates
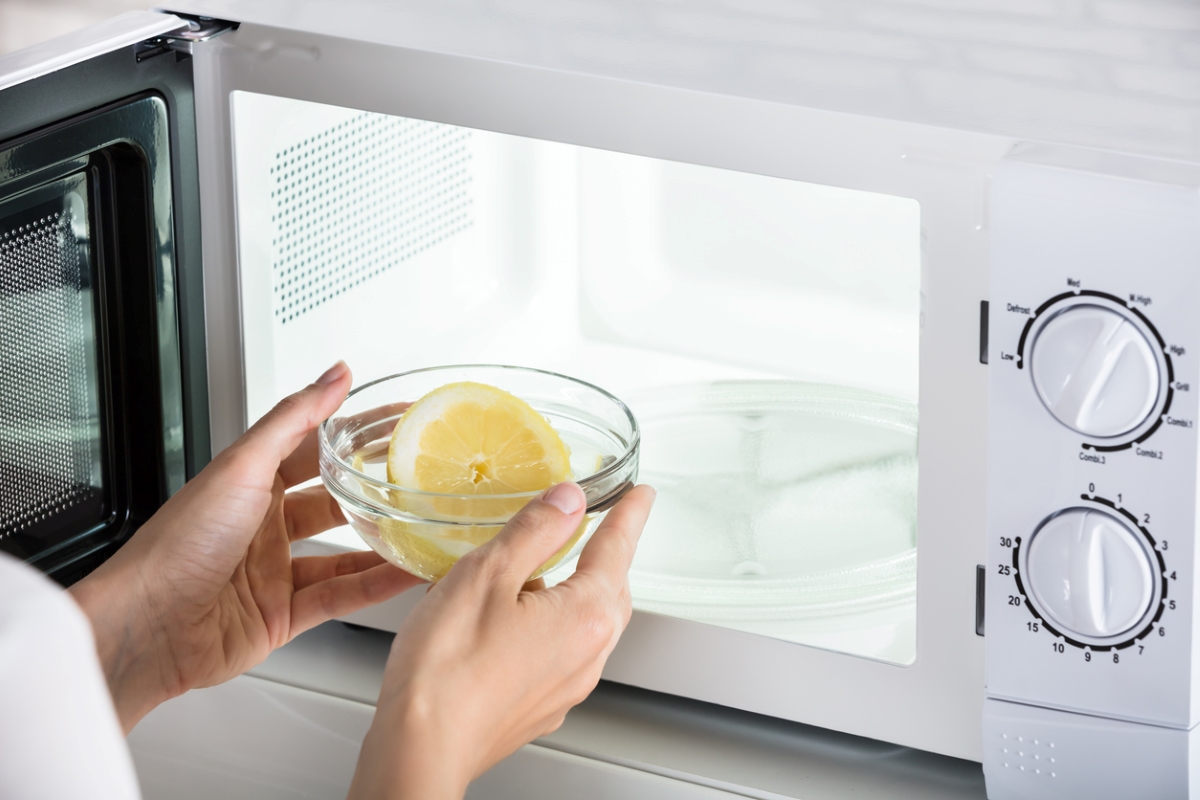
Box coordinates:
[270,114,473,325]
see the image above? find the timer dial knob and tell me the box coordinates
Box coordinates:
[1030,305,1160,438]
[1025,509,1154,640]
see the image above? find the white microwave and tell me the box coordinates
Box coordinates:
[2,4,1198,798]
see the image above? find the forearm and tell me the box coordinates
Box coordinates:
[69,560,174,733]
[349,700,470,800]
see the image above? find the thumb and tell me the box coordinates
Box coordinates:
[473,482,586,592]
[222,361,352,487]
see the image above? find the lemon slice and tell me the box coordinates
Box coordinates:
[387,381,571,506]
[377,381,580,581]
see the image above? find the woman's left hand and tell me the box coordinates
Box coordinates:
[70,361,422,732]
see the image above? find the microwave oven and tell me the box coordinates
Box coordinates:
[2,4,1198,797]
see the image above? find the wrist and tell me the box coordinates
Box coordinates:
[350,691,472,800]
[69,558,176,732]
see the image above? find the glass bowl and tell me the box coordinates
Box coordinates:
[319,365,640,582]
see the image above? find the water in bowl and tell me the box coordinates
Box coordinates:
[344,410,614,581]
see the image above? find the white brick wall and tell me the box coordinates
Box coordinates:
[3,0,1198,160]
[487,0,1200,160]
[1093,0,1200,32]
[1111,63,1200,102]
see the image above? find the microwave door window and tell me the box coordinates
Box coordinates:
[232,93,920,666]
[0,176,106,562]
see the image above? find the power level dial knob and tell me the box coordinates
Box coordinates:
[1025,509,1154,640]
[1030,305,1160,438]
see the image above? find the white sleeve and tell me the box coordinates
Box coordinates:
[0,552,142,800]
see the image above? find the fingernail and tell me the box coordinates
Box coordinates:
[543,482,584,515]
[316,360,348,385]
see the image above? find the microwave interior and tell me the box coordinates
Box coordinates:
[232,92,922,666]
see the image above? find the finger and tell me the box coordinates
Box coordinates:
[292,549,393,590]
[342,402,413,452]
[277,428,321,488]
[470,482,586,593]
[221,361,353,491]
[570,484,656,593]
[521,577,547,593]
[290,560,424,636]
[343,401,412,428]
[284,485,348,541]
[284,401,413,487]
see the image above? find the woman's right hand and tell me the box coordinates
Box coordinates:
[347,481,656,800]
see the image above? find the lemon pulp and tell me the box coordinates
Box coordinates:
[388,381,570,495]
[379,381,581,580]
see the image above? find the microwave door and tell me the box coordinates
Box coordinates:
[0,12,216,583]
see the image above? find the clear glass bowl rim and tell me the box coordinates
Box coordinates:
[318,364,641,502]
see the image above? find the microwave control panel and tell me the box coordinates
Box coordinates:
[986,148,1200,729]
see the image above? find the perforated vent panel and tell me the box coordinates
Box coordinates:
[0,196,103,545]
[271,113,473,324]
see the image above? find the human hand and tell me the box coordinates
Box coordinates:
[347,481,656,800]
[70,362,423,732]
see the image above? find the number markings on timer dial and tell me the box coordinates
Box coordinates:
[1003,496,1169,655]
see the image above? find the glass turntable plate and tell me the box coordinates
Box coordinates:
[627,381,917,664]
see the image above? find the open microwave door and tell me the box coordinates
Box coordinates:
[0,12,215,583]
